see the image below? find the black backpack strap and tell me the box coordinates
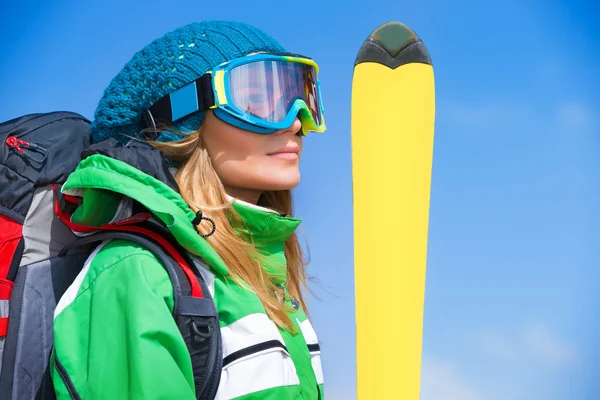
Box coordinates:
[60,231,222,400]
[1,112,89,137]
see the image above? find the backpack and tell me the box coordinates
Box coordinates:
[0,112,222,400]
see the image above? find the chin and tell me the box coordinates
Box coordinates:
[264,179,300,191]
[259,173,301,191]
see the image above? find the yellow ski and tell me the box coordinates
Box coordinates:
[351,21,436,399]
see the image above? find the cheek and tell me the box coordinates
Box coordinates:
[204,128,265,181]
[209,130,261,159]
[208,136,302,191]
[201,114,302,191]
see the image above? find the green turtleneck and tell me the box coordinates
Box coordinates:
[230,199,302,285]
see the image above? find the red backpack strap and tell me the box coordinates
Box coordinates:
[0,214,23,336]
[52,184,203,298]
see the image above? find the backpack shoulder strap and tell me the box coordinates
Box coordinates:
[60,230,222,400]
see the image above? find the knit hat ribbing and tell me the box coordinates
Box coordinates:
[90,20,286,144]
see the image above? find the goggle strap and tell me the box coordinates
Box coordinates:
[147,73,215,127]
[260,51,313,60]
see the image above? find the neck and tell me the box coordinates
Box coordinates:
[224,186,262,205]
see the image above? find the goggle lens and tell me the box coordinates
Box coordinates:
[228,60,322,126]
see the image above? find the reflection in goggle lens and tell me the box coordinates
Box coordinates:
[228,60,322,125]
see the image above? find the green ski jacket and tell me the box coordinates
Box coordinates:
[50,151,324,400]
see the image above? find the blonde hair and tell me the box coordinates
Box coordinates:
[149,125,309,332]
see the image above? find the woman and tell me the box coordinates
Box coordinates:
[51,20,326,399]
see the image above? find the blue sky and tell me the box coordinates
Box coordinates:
[2,0,599,399]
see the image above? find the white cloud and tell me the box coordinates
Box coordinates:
[478,330,520,363]
[439,100,535,131]
[440,102,499,129]
[534,58,570,88]
[439,98,596,150]
[420,358,482,400]
[557,101,594,131]
[522,322,579,366]
[419,324,579,400]
[478,322,579,368]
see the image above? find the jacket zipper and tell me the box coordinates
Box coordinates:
[54,356,82,400]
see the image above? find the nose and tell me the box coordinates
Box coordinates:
[275,117,302,136]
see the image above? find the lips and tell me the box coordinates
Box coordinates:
[267,144,300,161]
[267,145,300,156]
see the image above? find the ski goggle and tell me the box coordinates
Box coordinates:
[143,52,326,135]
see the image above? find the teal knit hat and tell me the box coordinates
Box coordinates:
[90,20,285,144]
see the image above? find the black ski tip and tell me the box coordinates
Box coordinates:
[355,21,432,69]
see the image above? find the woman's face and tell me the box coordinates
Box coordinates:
[202,110,303,203]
